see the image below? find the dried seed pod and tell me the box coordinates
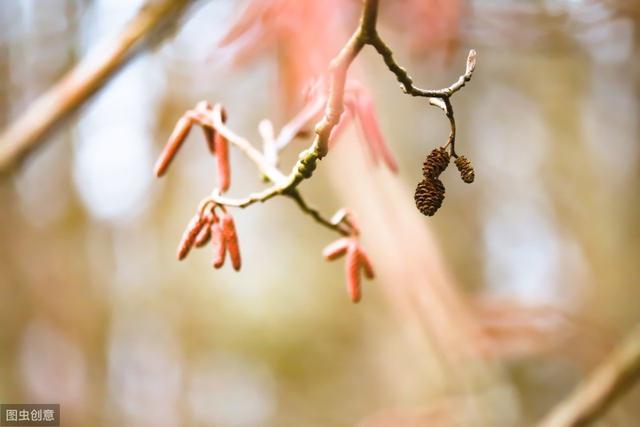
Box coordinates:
[177,214,206,260]
[345,242,361,303]
[215,132,231,193]
[155,117,192,177]
[211,222,226,269]
[454,156,475,183]
[222,214,241,271]
[357,248,375,280]
[322,238,351,261]
[422,147,450,179]
[414,178,446,216]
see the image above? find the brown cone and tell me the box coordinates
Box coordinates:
[454,156,475,183]
[414,178,445,216]
[422,147,450,179]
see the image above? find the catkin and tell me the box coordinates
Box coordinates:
[177,214,206,260]
[211,222,226,269]
[194,215,213,247]
[322,238,350,261]
[155,117,192,177]
[358,248,375,280]
[345,242,361,303]
[215,132,231,193]
[222,214,241,271]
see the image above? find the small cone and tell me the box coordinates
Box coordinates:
[414,178,445,216]
[455,156,475,183]
[422,147,450,179]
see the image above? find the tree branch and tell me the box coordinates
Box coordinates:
[0,0,195,174]
[538,324,640,427]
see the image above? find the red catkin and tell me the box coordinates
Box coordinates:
[177,214,206,260]
[345,241,361,303]
[155,116,192,177]
[194,215,212,248]
[322,238,350,260]
[211,222,226,269]
[196,101,216,154]
[203,127,216,154]
[222,214,241,271]
[358,248,375,280]
[215,132,231,193]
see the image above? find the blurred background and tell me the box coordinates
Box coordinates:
[0,0,639,426]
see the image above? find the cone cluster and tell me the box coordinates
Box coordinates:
[415,147,449,216]
[415,146,475,217]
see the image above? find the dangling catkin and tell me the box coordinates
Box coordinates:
[345,241,361,303]
[222,214,241,271]
[177,214,207,260]
[211,222,226,269]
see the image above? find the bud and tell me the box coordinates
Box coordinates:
[466,49,477,75]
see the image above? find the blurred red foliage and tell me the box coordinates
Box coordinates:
[218,0,463,108]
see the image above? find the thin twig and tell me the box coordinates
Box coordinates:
[285,190,350,236]
[209,104,285,183]
[537,324,640,427]
[369,34,476,98]
[0,0,195,174]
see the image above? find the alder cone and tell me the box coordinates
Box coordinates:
[454,156,475,183]
[414,178,445,216]
[422,147,450,179]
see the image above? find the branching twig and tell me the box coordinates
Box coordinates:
[209,104,285,184]
[202,0,477,211]
[0,0,195,174]
[538,324,640,427]
[285,190,350,236]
